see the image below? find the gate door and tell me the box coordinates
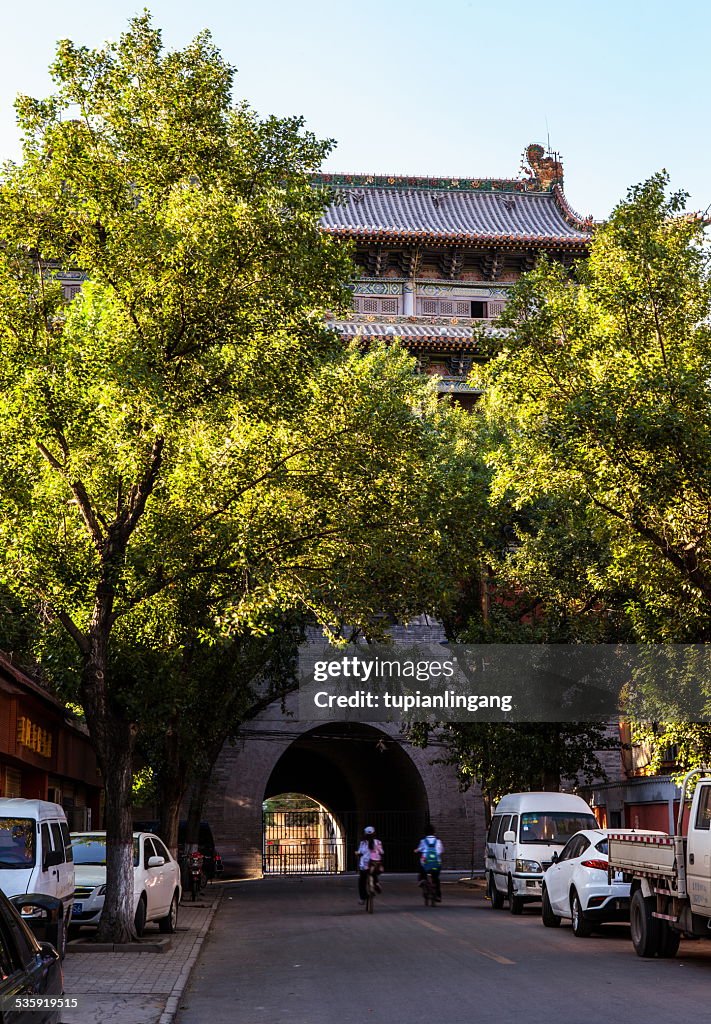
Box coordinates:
[263,808,345,874]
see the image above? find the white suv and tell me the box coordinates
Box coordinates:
[70,831,181,936]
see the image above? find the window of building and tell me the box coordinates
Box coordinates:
[471,301,487,318]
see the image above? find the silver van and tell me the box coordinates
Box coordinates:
[0,798,75,954]
[485,791,597,914]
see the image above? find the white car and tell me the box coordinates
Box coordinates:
[542,828,637,936]
[70,831,181,936]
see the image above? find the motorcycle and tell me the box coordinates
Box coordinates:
[187,849,204,902]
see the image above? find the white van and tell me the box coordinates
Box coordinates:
[485,791,597,914]
[0,798,75,952]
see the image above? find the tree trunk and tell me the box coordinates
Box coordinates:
[157,715,187,859]
[97,728,138,943]
[184,769,212,848]
[79,629,138,944]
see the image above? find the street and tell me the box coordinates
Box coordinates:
[176,874,711,1024]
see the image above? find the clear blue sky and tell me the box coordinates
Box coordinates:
[1,0,708,220]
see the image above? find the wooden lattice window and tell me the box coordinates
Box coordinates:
[363,298,379,312]
[455,301,470,315]
[381,298,399,313]
[440,301,453,314]
[422,299,437,314]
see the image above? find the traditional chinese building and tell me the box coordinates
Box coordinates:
[317,143,594,405]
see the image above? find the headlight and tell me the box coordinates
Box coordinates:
[515,859,542,873]
[98,885,107,895]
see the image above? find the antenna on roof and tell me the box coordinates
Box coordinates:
[545,115,551,156]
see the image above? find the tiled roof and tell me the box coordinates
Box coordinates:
[320,187,592,245]
[327,319,484,342]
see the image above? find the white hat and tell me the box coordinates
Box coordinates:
[364,826,375,835]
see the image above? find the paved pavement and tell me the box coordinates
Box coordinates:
[60,887,222,1024]
[175,873,711,1024]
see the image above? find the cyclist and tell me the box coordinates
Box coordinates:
[356,826,384,904]
[415,827,444,901]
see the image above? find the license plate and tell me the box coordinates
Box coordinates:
[72,903,82,916]
[613,871,624,882]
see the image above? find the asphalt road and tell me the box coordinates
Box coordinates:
[176,874,711,1024]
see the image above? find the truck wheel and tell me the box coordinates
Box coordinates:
[488,873,504,910]
[658,922,681,958]
[630,889,661,957]
[508,877,524,915]
[571,891,593,937]
[542,886,561,928]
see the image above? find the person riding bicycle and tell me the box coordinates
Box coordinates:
[415,827,443,901]
[356,826,384,904]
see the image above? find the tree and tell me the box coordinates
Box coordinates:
[478,173,711,642]
[0,16,485,940]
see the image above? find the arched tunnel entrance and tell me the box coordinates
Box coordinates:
[263,723,430,872]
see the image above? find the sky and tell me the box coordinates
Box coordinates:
[1,0,709,221]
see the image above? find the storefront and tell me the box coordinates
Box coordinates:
[0,652,101,829]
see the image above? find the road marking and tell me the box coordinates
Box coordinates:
[404,914,515,964]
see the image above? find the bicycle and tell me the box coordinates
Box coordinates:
[422,870,438,908]
[364,866,378,913]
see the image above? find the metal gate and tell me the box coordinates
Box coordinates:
[263,809,427,874]
[263,809,344,874]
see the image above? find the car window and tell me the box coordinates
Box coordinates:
[40,823,52,868]
[143,838,157,868]
[694,785,711,830]
[50,823,65,863]
[510,815,519,840]
[575,837,591,858]
[152,837,170,862]
[0,818,36,869]
[497,815,512,842]
[0,918,15,978]
[519,813,597,844]
[595,839,609,855]
[0,897,38,969]
[60,823,74,863]
[487,816,501,843]
[557,837,578,862]
[71,837,107,865]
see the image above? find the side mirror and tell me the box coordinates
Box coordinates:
[147,855,165,868]
[42,849,63,871]
[551,852,559,864]
[503,831,516,843]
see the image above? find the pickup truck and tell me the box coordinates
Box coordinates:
[608,768,711,958]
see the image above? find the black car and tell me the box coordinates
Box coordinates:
[0,889,63,1023]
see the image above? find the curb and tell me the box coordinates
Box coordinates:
[66,936,172,953]
[158,889,224,1024]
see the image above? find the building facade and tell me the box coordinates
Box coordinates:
[0,652,102,830]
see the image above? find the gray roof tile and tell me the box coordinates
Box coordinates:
[321,188,591,243]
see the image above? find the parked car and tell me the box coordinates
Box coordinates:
[69,832,181,936]
[133,820,223,881]
[0,799,75,956]
[541,828,661,936]
[486,791,598,914]
[0,885,63,1023]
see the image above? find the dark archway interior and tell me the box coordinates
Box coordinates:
[264,724,430,870]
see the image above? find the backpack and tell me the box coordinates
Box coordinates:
[422,837,440,870]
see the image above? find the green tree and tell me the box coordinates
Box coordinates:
[0,16,484,941]
[477,173,711,641]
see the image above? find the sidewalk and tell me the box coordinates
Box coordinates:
[60,886,223,1024]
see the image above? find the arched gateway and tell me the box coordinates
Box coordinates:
[203,691,485,877]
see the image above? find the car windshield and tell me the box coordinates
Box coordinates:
[519,812,598,844]
[72,836,140,866]
[0,818,36,868]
